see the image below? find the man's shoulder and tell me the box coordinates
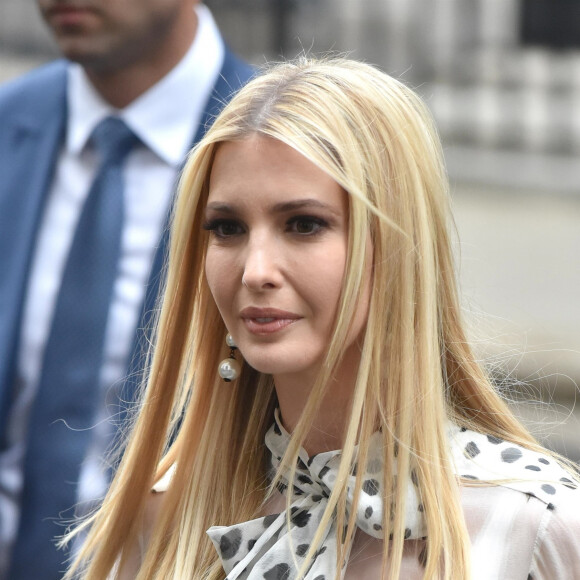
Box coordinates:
[0,59,67,114]
[219,47,255,94]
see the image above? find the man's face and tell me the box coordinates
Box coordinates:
[37,0,195,72]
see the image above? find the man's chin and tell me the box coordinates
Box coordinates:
[56,42,116,72]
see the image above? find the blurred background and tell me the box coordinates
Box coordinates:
[1,0,578,459]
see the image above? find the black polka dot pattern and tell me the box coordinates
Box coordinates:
[362,479,380,496]
[207,408,428,577]
[205,409,579,579]
[418,544,428,567]
[465,441,480,458]
[291,508,311,528]
[561,477,577,489]
[450,423,579,510]
[263,563,291,579]
[219,528,241,560]
[410,469,419,486]
[501,447,523,463]
[263,514,278,528]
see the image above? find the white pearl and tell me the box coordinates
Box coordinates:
[226,334,237,348]
[219,357,241,381]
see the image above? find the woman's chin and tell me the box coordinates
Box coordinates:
[240,353,317,380]
[241,358,284,376]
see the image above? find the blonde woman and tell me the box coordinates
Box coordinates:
[66,58,580,579]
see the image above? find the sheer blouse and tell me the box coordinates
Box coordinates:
[152,416,580,579]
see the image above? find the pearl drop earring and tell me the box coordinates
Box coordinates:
[218,333,241,382]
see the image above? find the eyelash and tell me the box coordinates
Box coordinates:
[202,215,329,239]
[286,215,328,235]
[202,219,242,239]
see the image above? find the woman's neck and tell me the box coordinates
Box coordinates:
[273,343,361,455]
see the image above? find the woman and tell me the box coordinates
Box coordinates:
[66,58,580,579]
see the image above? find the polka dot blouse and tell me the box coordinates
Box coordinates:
[155,411,580,579]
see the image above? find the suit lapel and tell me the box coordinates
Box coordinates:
[0,63,67,432]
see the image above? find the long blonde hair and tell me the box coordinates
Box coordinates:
[66,57,550,579]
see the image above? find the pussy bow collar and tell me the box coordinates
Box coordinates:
[207,410,578,579]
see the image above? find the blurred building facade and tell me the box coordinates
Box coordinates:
[210,1,580,160]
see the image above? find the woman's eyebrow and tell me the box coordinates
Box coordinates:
[205,198,340,215]
[271,199,335,213]
[204,202,236,214]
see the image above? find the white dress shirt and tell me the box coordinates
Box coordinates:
[0,5,224,574]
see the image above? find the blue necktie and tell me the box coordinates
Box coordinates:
[10,117,139,579]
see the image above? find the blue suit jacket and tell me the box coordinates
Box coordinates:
[0,49,253,577]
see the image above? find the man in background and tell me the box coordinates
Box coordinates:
[0,1,253,578]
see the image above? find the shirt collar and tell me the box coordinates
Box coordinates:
[66,4,225,167]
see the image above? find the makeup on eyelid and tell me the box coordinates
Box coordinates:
[203,214,330,239]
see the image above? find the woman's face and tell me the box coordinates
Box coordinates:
[204,135,370,383]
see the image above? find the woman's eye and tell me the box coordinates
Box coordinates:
[203,219,244,238]
[287,216,327,235]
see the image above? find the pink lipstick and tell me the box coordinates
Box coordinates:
[240,307,301,335]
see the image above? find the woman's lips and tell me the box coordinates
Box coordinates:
[240,308,301,335]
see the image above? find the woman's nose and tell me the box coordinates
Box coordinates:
[241,237,283,291]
